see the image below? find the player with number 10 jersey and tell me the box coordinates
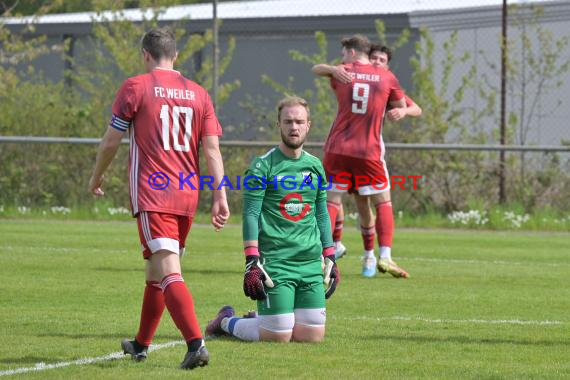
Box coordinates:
[89,28,229,370]
[112,68,222,217]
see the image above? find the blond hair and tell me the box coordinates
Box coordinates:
[277,96,310,121]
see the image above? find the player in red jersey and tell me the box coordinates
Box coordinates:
[320,44,421,278]
[369,44,422,122]
[349,44,420,276]
[88,27,229,370]
[312,35,409,278]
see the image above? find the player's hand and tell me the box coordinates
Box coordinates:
[323,255,340,299]
[387,108,407,122]
[243,255,273,301]
[211,197,230,231]
[332,65,352,83]
[88,175,105,197]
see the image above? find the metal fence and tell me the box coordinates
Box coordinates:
[1,136,569,215]
[1,136,570,152]
[1,0,570,213]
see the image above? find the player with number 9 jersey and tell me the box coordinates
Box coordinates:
[112,68,222,217]
[324,61,403,160]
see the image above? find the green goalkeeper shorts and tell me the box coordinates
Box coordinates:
[257,257,325,315]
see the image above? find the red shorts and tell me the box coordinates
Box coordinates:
[323,152,390,195]
[136,211,193,260]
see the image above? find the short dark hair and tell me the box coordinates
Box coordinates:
[141,27,177,61]
[340,34,371,55]
[277,96,310,122]
[369,43,392,63]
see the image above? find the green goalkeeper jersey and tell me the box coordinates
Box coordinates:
[243,147,332,262]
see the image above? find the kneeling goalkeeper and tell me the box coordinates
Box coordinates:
[206,96,339,342]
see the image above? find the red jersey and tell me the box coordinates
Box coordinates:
[324,62,403,159]
[111,68,222,216]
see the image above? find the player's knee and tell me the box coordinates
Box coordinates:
[292,308,326,342]
[292,325,325,343]
[259,329,292,343]
[150,250,182,278]
[372,190,391,204]
[258,313,294,342]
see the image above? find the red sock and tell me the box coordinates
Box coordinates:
[375,201,394,248]
[327,201,340,238]
[333,218,344,242]
[135,281,165,346]
[360,225,375,251]
[161,273,202,342]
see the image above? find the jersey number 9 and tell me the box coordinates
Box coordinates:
[351,83,370,114]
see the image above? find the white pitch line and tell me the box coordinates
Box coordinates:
[0,315,564,376]
[338,316,564,325]
[341,255,570,267]
[4,246,131,254]
[403,256,570,267]
[5,246,570,266]
[0,340,184,377]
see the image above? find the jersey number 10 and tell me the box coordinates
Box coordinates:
[352,83,370,114]
[160,105,193,152]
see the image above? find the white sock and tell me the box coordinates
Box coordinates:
[223,317,260,341]
[221,317,231,333]
[380,246,392,260]
[363,249,375,257]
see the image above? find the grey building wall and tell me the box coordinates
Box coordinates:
[214,24,418,138]
[5,1,569,145]
[411,1,570,145]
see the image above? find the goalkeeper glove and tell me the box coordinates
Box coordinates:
[322,247,340,299]
[243,247,274,301]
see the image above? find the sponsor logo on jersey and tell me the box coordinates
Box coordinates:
[279,193,311,222]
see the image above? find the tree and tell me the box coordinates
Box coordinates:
[477,4,570,207]
[0,0,241,209]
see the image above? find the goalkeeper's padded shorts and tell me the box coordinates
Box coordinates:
[257,258,325,315]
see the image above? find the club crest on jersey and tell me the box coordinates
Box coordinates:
[279,192,311,222]
[302,171,312,184]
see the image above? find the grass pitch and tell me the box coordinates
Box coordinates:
[0,219,569,379]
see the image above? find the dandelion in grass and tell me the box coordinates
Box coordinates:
[51,206,71,215]
[448,210,488,226]
[17,206,30,214]
[503,211,529,229]
[107,207,130,215]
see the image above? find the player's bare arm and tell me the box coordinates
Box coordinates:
[88,127,124,196]
[311,64,352,83]
[387,100,422,121]
[202,135,230,231]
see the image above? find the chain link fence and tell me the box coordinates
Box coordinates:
[1,0,569,215]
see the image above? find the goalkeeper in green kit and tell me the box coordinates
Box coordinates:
[206,96,339,342]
